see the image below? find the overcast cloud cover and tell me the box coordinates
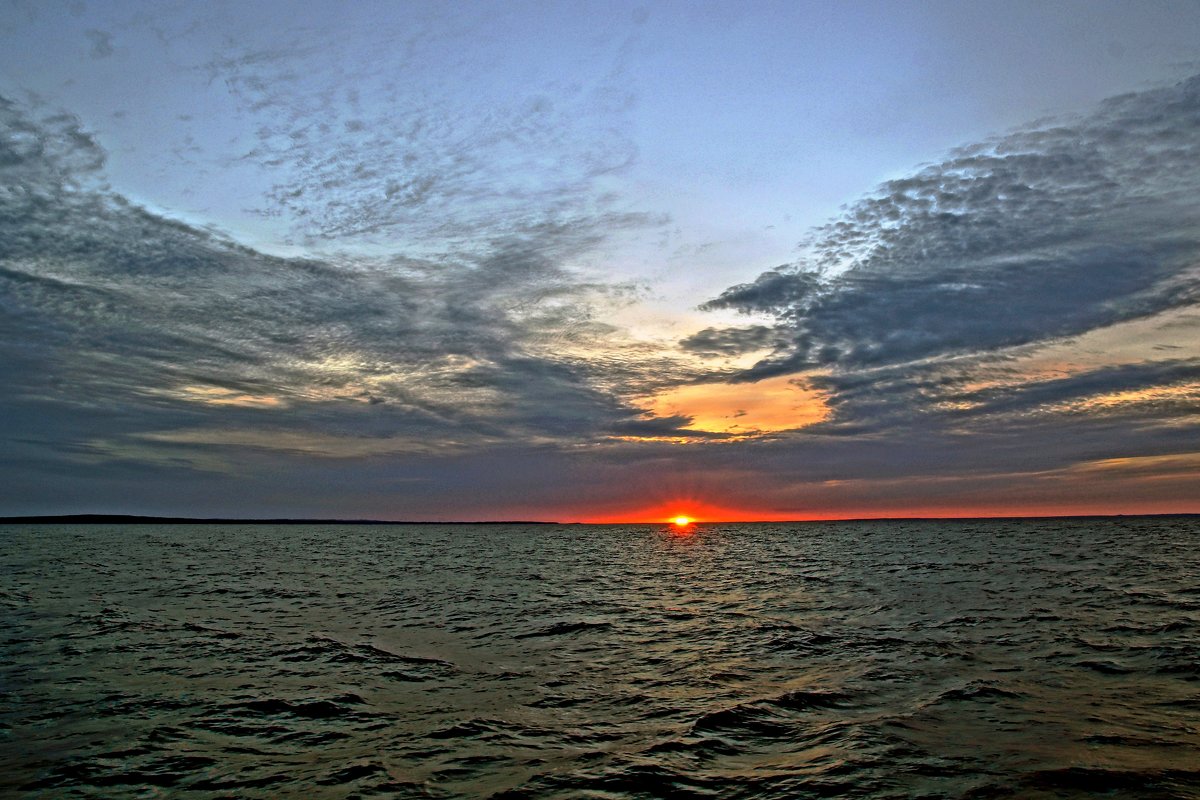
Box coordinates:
[0,1,1197,519]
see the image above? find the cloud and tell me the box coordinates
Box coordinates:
[678,323,781,358]
[0,96,694,494]
[791,352,1200,441]
[198,14,643,248]
[700,268,822,320]
[691,73,1200,462]
[704,74,1200,381]
[942,360,1200,421]
[85,28,112,59]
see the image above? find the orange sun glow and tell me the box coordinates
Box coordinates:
[672,515,692,527]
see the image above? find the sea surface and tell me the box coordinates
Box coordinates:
[2,517,1199,799]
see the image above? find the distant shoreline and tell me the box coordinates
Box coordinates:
[0,513,1196,525]
[0,514,559,525]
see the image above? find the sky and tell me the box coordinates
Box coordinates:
[1,0,1198,521]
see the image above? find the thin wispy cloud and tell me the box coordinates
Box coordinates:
[197,12,642,249]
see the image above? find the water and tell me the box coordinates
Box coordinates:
[2,517,1198,798]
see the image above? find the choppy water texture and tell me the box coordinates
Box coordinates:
[2,518,1200,798]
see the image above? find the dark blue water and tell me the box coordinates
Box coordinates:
[2,517,1199,798]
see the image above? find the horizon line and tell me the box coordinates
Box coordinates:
[1,512,1197,526]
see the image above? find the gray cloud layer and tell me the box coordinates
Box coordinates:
[0,96,694,498]
[705,75,1200,377]
[682,74,1200,473]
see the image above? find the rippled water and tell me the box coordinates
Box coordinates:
[2,517,1199,798]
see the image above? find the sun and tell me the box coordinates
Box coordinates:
[672,515,692,527]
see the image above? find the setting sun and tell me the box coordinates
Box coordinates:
[672,515,692,527]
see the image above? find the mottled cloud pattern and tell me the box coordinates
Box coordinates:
[200,14,641,249]
[0,96,690,486]
[695,75,1200,437]
[705,75,1200,372]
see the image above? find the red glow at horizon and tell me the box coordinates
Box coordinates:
[581,499,787,525]
[571,498,1199,525]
